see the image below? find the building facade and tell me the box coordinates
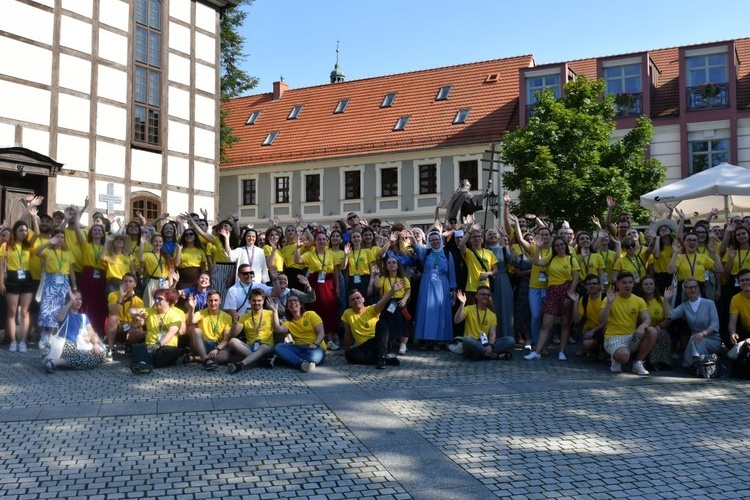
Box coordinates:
[220,37,750,227]
[0,0,228,223]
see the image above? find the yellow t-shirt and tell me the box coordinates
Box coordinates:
[29,234,48,279]
[280,243,305,270]
[598,249,617,287]
[644,297,664,326]
[264,245,284,272]
[379,275,410,299]
[577,295,603,331]
[464,247,498,292]
[613,255,647,282]
[104,253,133,280]
[81,240,106,270]
[302,249,336,274]
[604,294,648,339]
[64,228,83,272]
[547,254,580,286]
[41,247,74,275]
[144,307,184,346]
[730,293,750,326]
[178,246,206,269]
[462,304,497,340]
[722,249,750,276]
[2,241,34,271]
[206,241,231,265]
[342,305,380,346]
[195,309,233,343]
[283,311,326,350]
[347,248,374,276]
[674,253,715,282]
[238,308,274,345]
[529,245,552,289]
[107,292,144,325]
[576,252,604,281]
[142,252,169,279]
[652,245,674,274]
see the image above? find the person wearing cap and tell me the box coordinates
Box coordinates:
[649,217,680,294]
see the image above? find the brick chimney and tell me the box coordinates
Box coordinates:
[273,78,288,100]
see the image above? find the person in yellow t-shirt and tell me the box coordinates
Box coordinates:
[728,268,750,346]
[174,229,207,290]
[187,290,232,369]
[0,221,38,352]
[570,274,605,359]
[226,288,276,373]
[269,295,325,372]
[599,272,656,375]
[106,273,144,357]
[34,231,76,334]
[453,286,514,360]
[459,229,498,302]
[129,288,186,373]
[102,234,135,294]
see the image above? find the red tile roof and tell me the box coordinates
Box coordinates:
[221,55,534,170]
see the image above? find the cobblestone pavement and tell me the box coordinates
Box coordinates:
[1,345,749,499]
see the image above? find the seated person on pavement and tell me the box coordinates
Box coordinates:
[186,290,233,370]
[453,286,514,360]
[226,288,277,373]
[106,273,144,356]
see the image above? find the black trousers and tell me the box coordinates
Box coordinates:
[345,320,388,365]
[131,344,183,368]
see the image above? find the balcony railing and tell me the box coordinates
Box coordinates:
[687,82,729,111]
[612,92,643,117]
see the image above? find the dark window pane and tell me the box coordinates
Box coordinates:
[306,175,320,202]
[691,141,708,153]
[275,177,289,203]
[147,110,159,144]
[135,27,147,63]
[148,32,161,67]
[134,67,147,103]
[243,179,256,205]
[419,164,437,194]
[345,171,361,199]
[134,106,146,142]
[149,0,161,29]
[147,71,160,106]
[381,168,398,197]
[458,160,478,190]
[135,0,147,25]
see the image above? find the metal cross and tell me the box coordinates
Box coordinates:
[481,143,502,228]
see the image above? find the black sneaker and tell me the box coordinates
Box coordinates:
[227,362,242,374]
[258,354,276,369]
[376,356,386,369]
[130,362,153,374]
[385,355,400,366]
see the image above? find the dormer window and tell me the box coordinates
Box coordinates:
[334,98,349,114]
[262,131,278,146]
[436,85,451,101]
[287,105,303,119]
[393,116,410,131]
[245,110,260,125]
[686,49,729,111]
[453,108,470,124]
[381,92,397,108]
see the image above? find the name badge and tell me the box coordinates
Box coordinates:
[317,271,326,283]
[538,272,547,282]
[92,269,101,279]
[479,332,489,346]
[735,277,740,287]
[603,275,609,286]
[704,271,710,282]
[16,269,26,280]
[123,323,131,333]
[353,274,361,284]
[159,278,167,288]
[387,301,397,313]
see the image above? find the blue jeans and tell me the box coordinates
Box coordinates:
[462,336,515,360]
[529,287,547,343]
[274,343,326,368]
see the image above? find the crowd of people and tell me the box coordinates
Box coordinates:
[4,190,750,378]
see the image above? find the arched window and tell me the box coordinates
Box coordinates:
[131,192,161,222]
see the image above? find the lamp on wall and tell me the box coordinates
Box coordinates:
[16,164,25,177]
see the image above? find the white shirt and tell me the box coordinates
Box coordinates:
[228,245,269,283]
[223,281,273,315]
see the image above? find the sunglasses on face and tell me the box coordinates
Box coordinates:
[623,244,636,250]
[239,272,254,276]
[153,297,165,303]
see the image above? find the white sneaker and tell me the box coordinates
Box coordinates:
[558,352,567,361]
[9,341,17,352]
[327,340,340,351]
[398,343,407,355]
[610,359,622,372]
[300,361,316,373]
[18,342,27,353]
[524,351,541,360]
[447,343,463,355]
[632,360,649,376]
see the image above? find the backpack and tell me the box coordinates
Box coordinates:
[731,343,750,379]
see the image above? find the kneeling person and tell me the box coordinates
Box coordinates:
[342,280,404,369]
[453,286,514,360]
[226,288,276,373]
[187,290,233,369]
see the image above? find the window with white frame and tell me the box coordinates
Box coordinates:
[133,0,162,146]
[526,73,560,104]
[344,170,361,199]
[305,174,320,202]
[604,64,641,95]
[275,176,290,203]
[687,53,728,87]
[380,168,398,197]
[242,178,256,205]
[689,139,729,175]
[419,164,437,194]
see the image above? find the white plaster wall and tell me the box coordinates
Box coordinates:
[195,32,215,65]
[60,15,92,54]
[3,1,54,45]
[0,81,51,126]
[738,118,750,167]
[0,124,15,146]
[98,66,127,103]
[168,87,190,121]
[194,160,215,192]
[99,0,130,32]
[169,54,190,84]
[98,28,128,66]
[95,141,126,178]
[94,180,126,213]
[96,103,127,141]
[651,124,682,182]
[56,175,90,207]
[167,190,189,214]
[57,94,90,133]
[194,195,214,220]
[61,0,92,18]
[193,128,215,161]
[167,121,190,155]
[59,54,92,94]
[194,95,215,127]
[168,22,190,54]
[56,134,89,172]
[195,63,215,94]
[169,0,191,24]
[195,2,216,34]
[167,156,190,188]
[0,38,52,86]
[23,129,50,157]
[131,149,162,184]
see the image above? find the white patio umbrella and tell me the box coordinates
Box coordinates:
[640,162,750,221]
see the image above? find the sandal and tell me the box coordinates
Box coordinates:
[202,358,218,371]
[499,352,513,361]
[44,359,55,374]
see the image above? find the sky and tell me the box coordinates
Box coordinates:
[236,0,750,95]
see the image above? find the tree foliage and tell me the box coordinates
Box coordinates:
[220,0,258,163]
[501,75,665,230]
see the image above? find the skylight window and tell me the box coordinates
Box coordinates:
[381,92,397,108]
[436,85,452,101]
[485,73,500,83]
[288,105,303,119]
[246,110,260,125]
[262,131,279,146]
[453,108,470,124]
[334,98,349,114]
[393,116,410,131]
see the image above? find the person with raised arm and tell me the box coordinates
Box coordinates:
[453,287,513,360]
[268,294,326,372]
[186,290,232,370]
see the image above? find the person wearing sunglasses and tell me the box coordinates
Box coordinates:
[223,264,279,319]
[129,288,187,374]
[612,236,650,287]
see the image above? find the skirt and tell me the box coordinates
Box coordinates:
[308,274,339,334]
[79,266,107,334]
[540,282,573,317]
[39,274,70,328]
[210,262,235,301]
[176,266,201,290]
[61,339,105,370]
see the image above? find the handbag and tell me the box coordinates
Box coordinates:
[695,354,719,379]
[46,315,69,361]
[75,313,94,351]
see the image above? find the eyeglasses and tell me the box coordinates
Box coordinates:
[153,297,165,303]
[623,244,636,250]
[239,272,254,276]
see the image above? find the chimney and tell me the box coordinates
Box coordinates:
[273,78,288,100]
